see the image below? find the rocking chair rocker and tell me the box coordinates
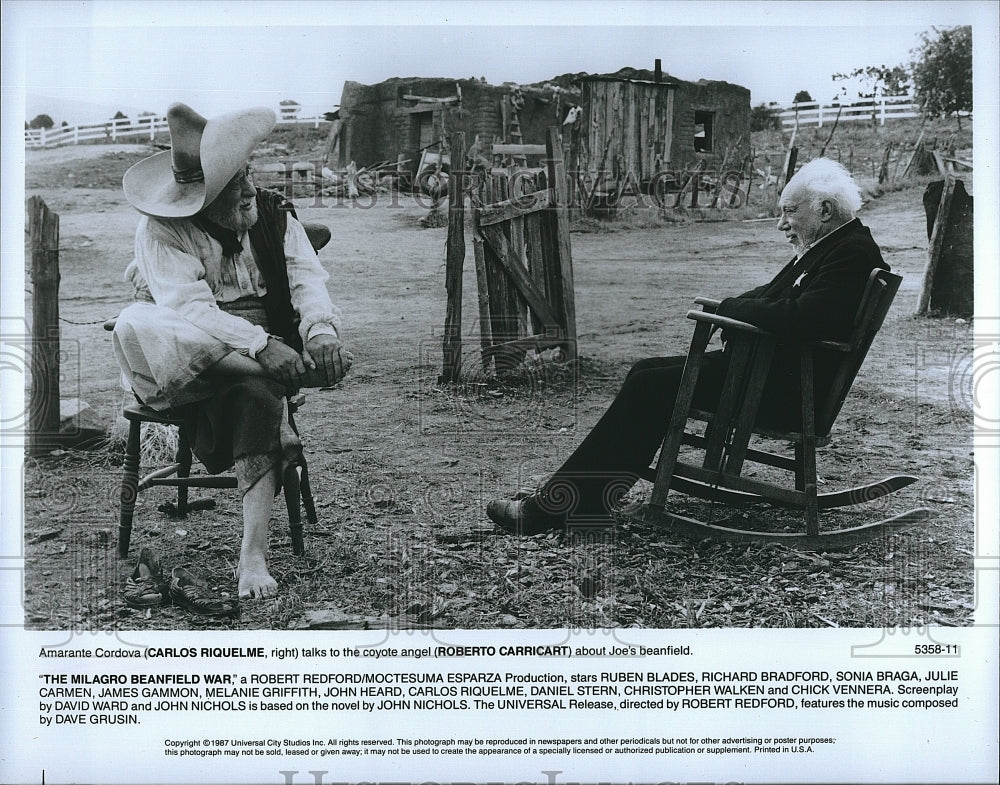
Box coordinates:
[639,268,933,548]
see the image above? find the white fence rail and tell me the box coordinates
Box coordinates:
[25,113,329,149]
[779,96,921,128]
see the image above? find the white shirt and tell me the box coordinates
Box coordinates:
[124,213,341,358]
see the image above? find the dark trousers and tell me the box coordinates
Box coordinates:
[538,351,728,521]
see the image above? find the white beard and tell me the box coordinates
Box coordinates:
[203,199,258,233]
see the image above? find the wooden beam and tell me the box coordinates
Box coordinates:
[916,177,956,316]
[546,126,577,360]
[481,333,567,359]
[440,132,466,383]
[403,103,451,115]
[490,143,547,157]
[402,94,460,104]
[472,236,495,375]
[28,196,61,454]
[477,189,554,226]
[479,223,560,328]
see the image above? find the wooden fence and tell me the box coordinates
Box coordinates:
[25,113,330,149]
[780,96,921,128]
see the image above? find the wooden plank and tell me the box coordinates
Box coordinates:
[546,126,577,359]
[439,132,466,383]
[509,198,528,339]
[931,150,949,177]
[525,212,546,334]
[479,172,523,369]
[321,118,341,166]
[479,223,560,328]
[916,176,956,315]
[662,88,674,164]
[472,235,495,375]
[481,333,567,359]
[491,143,547,156]
[402,93,460,104]
[27,196,61,454]
[477,188,554,226]
[403,103,449,114]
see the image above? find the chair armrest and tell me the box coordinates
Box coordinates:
[693,297,721,311]
[814,339,853,353]
[686,309,774,337]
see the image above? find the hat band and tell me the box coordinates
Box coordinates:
[172,165,205,184]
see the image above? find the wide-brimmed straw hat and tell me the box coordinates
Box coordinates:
[122,103,276,218]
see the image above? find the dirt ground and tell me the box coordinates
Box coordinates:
[20,143,975,630]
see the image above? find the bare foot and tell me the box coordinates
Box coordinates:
[237,554,278,599]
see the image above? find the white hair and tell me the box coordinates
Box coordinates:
[784,157,862,218]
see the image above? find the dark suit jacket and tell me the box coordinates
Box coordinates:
[714,218,889,431]
[717,218,888,339]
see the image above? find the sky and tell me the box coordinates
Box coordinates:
[4,0,993,125]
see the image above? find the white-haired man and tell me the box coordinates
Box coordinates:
[488,157,888,535]
[114,103,351,605]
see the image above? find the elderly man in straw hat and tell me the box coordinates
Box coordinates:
[113,103,350,603]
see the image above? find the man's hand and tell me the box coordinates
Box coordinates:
[302,333,353,387]
[256,337,306,391]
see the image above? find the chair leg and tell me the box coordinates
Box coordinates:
[650,321,714,507]
[118,419,141,558]
[800,349,819,536]
[298,455,319,527]
[283,464,305,557]
[794,443,806,491]
[175,427,192,517]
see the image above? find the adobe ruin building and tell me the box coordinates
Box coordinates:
[335,66,750,187]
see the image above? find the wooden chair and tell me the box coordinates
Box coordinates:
[109,220,331,559]
[641,269,933,548]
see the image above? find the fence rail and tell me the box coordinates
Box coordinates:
[25,113,330,149]
[779,96,921,128]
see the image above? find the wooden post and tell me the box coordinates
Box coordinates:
[440,131,466,383]
[916,177,956,315]
[780,124,798,190]
[27,196,61,454]
[322,118,342,167]
[546,126,577,361]
[878,142,893,185]
[783,146,799,190]
[901,125,927,179]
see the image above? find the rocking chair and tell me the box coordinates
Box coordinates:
[640,268,933,548]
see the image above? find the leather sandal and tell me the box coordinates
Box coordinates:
[169,567,239,618]
[121,547,170,608]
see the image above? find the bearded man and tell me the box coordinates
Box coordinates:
[113,103,350,601]
[487,157,888,535]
